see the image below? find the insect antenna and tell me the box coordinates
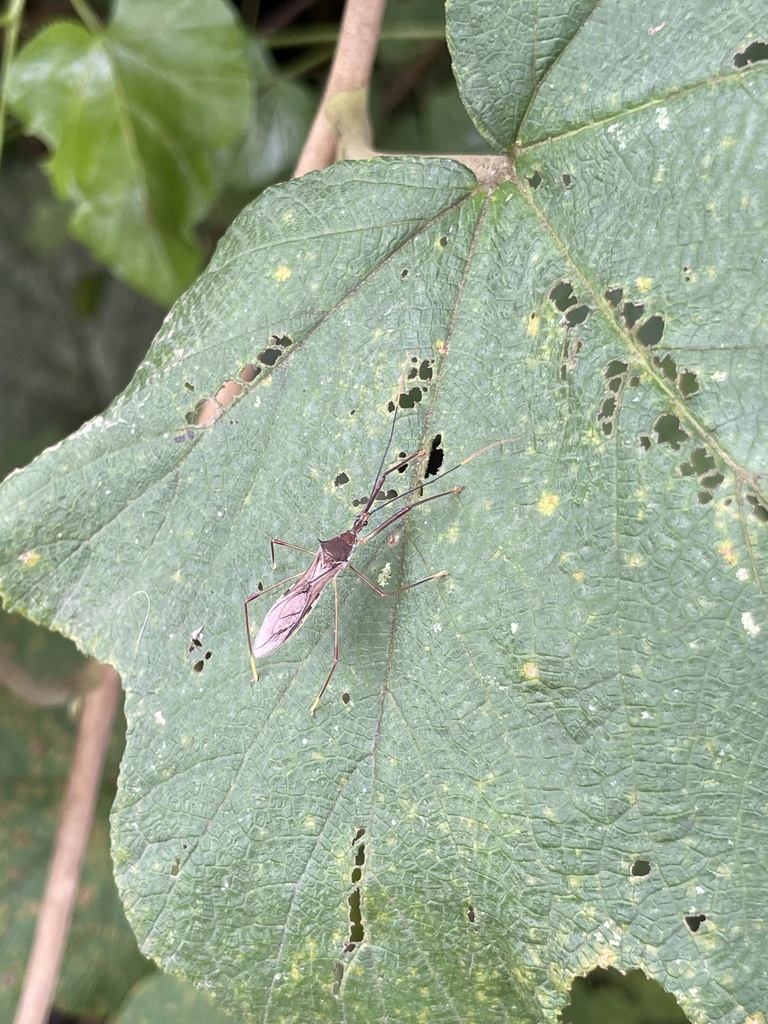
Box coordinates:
[368,437,517,519]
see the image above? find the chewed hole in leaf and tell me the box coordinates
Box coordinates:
[466,904,477,924]
[257,346,281,366]
[425,434,444,478]
[240,363,259,383]
[562,967,689,1024]
[438,234,449,247]
[334,472,349,488]
[550,280,578,312]
[653,353,677,382]
[398,386,422,409]
[653,413,688,450]
[733,39,768,67]
[400,268,409,279]
[597,360,629,436]
[604,286,623,308]
[170,857,180,877]
[341,691,351,705]
[561,172,575,188]
[685,913,707,933]
[630,858,651,877]
[746,494,768,522]
[679,446,724,503]
[338,827,366,964]
[622,301,645,329]
[184,381,195,392]
[678,369,699,398]
[271,333,293,348]
[565,304,590,327]
[637,314,665,347]
[526,170,542,188]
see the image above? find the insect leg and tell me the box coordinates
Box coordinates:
[309,577,340,716]
[270,537,315,568]
[348,563,448,597]
[245,572,304,681]
[359,487,462,545]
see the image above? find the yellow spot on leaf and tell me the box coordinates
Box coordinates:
[718,540,738,565]
[537,492,559,516]
[629,554,643,569]
[522,662,539,680]
[573,570,585,582]
[527,313,540,336]
[18,550,40,567]
[274,265,292,282]
[636,276,653,293]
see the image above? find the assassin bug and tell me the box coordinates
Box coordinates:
[245,395,512,715]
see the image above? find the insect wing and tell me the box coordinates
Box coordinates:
[250,556,338,659]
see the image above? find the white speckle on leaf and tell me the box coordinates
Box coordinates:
[432,623,442,633]
[742,612,760,637]
[641,711,651,720]
[510,621,519,634]
[154,711,166,725]
[301,737,308,746]
[656,106,670,130]
[737,567,749,581]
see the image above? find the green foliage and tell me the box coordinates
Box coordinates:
[0,688,151,1017]
[6,0,249,305]
[1,0,767,1021]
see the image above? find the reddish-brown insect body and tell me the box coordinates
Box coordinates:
[244,401,511,715]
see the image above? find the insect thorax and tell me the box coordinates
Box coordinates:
[319,531,356,563]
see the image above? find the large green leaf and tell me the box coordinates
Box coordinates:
[6,0,249,305]
[0,0,766,1021]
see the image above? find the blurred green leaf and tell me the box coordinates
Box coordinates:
[6,0,249,305]
[0,688,151,1017]
[217,38,315,194]
[109,971,233,1024]
[0,0,765,1021]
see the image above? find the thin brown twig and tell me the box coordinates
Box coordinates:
[13,666,122,1024]
[293,0,386,177]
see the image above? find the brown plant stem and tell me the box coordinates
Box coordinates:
[293,0,386,177]
[13,666,122,1024]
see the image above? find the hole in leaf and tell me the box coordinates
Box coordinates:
[438,234,449,247]
[341,691,351,705]
[678,369,699,397]
[425,434,444,478]
[257,347,281,366]
[184,381,195,392]
[653,413,688,450]
[733,40,768,67]
[561,967,689,1024]
[685,913,707,933]
[396,450,409,473]
[466,904,477,924]
[639,435,651,451]
[565,304,589,327]
[170,857,180,877]
[746,494,768,522]
[342,828,366,956]
[637,314,665,347]
[188,627,204,652]
[526,170,542,189]
[193,659,205,673]
[239,363,259,383]
[398,387,422,409]
[550,281,578,312]
[652,353,677,382]
[561,172,575,188]
[271,333,293,348]
[400,268,409,279]
[630,858,651,877]
[604,286,623,307]
[334,472,349,487]
[418,359,433,381]
[622,301,645,329]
